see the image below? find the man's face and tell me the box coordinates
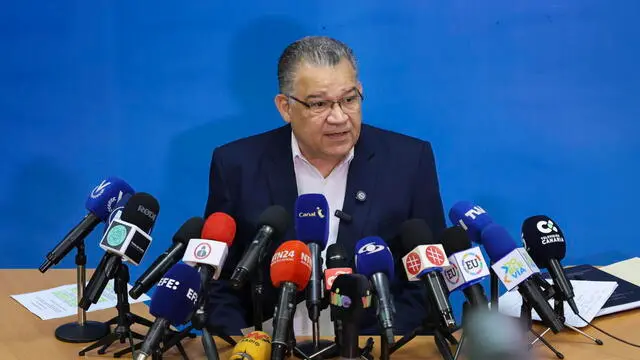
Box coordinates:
[276,58,362,161]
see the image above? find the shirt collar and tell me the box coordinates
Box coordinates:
[291,131,355,165]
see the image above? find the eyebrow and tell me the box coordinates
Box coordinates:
[304,87,357,101]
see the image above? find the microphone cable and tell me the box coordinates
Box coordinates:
[577,313,640,348]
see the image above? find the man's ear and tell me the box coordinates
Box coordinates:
[274,94,292,123]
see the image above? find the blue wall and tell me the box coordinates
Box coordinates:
[1,1,639,316]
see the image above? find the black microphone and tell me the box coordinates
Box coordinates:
[324,244,353,347]
[229,205,290,289]
[79,192,159,310]
[399,219,457,329]
[129,217,204,299]
[39,177,134,272]
[522,215,579,315]
[441,226,490,307]
[329,273,373,360]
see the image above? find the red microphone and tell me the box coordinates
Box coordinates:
[182,212,236,280]
[270,240,312,359]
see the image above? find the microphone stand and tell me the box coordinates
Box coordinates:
[531,277,603,349]
[389,290,458,360]
[163,266,236,360]
[251,256,266,330]
[55,241,109,343]
[490,260,499,311]
[79,259,155,357]
[519,274,564,359]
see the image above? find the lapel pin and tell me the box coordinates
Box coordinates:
[356,190,367,202]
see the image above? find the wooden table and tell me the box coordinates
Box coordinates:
[1,269,639,359]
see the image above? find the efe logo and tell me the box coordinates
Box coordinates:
[158,277,181,290]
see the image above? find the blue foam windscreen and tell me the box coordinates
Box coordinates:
[294,193,329,248]
[448,201,494,243]
[149,262,201,326]
[84,177,135,222]
[480,224,518,263]
[354,236,395,279]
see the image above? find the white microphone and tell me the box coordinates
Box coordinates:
[490,248,540,292]
[401,244,450,282]
[99,217,152,266]
[181,212,236,280]
[443,246,491,292]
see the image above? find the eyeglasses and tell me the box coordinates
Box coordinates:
[287,88,364,115]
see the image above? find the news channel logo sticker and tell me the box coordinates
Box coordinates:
[106,224,127,247]
[194,243,212,260]
[501,258,527,284]
[461,252,483,276]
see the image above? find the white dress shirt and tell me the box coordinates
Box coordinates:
[291,132,354,336]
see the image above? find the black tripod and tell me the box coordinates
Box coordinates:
[530,276,603,351]
[389,296,459,360]
[79,261,154,357]
[163,267,236,360]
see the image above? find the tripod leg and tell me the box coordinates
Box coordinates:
[175,342,190,360]
[529,328,564,359]
[566,325,604,345]
[131,313,155,327]
[292,346,313,360]
[202,327,220,360]
[113,340,142,358]
[444,331,459,346]
[216,332,237,346]
[530,328,551,347]
[79,332,117,355]
[434,329,455,360]
[454,334,465,360]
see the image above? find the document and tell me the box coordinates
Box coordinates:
[10,281,150,320]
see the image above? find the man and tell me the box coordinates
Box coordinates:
[205,36,446,336]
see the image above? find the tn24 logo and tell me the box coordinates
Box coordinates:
[500,258,527,284]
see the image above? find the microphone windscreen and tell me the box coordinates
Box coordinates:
[202,212,236,246]
[480,224,518,262]
[172,217,205,245]
[258,205,290,238]
[448,201,493,243]
[149,263,200,325]
[85,177,135,221]
[326,243,350,268]
[441,226,472,255]
[521,215,567,267]
[355,236,394,279]
[270,240,312,291]
[330,273,373,317]
[400,219,435,251]
[294,193,330,248]
[230,331,272,360]
[120,192,159,233]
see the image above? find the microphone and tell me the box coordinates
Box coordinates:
[355,236,396,345]
[39,177,134,272]
[182,212,236,281]
[230,205,291,289]
[129,217,205,299]
[135,263,201,360]
[270,240,312,360]
[325,243,353,291]
[79,192,159,310]
[448,201,493,244]
[440,226,490,307]
[229,331,272,360]
[294,193,329,323]
[399,219,457,329]
[329,273,373,360]
[522,215,578,315]
[481,223,564,333]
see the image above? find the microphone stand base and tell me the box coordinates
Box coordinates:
[55,321,109,343]
[294,339,337,359]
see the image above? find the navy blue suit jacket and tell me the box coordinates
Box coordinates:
[204,124,446,335]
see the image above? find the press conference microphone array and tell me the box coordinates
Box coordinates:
[399,219,457,329]
[39,177,135,273]
[355,236,396,345]
[270,240,312,360]
[441,226,490,307]
[229,331,272,360]
[79,192,159,310]
[330,273,373,360]
[135,263,201,360]
[522,215,579,315]
[481,223,564,333]
[294,193,329,331]
[230,205,291,289]
[130,217,204,299]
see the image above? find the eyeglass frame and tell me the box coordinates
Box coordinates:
[286,87,364,114]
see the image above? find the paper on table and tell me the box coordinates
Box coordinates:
[10,280,150,320]
[497,279,618,328]
[600,257,640,287]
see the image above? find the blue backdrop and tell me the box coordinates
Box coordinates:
[1,1,639,320]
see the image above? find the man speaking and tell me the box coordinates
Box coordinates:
[204,36,446,335]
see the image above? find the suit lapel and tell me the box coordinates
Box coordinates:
[337,125,379,260]
[263,124,298,241]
